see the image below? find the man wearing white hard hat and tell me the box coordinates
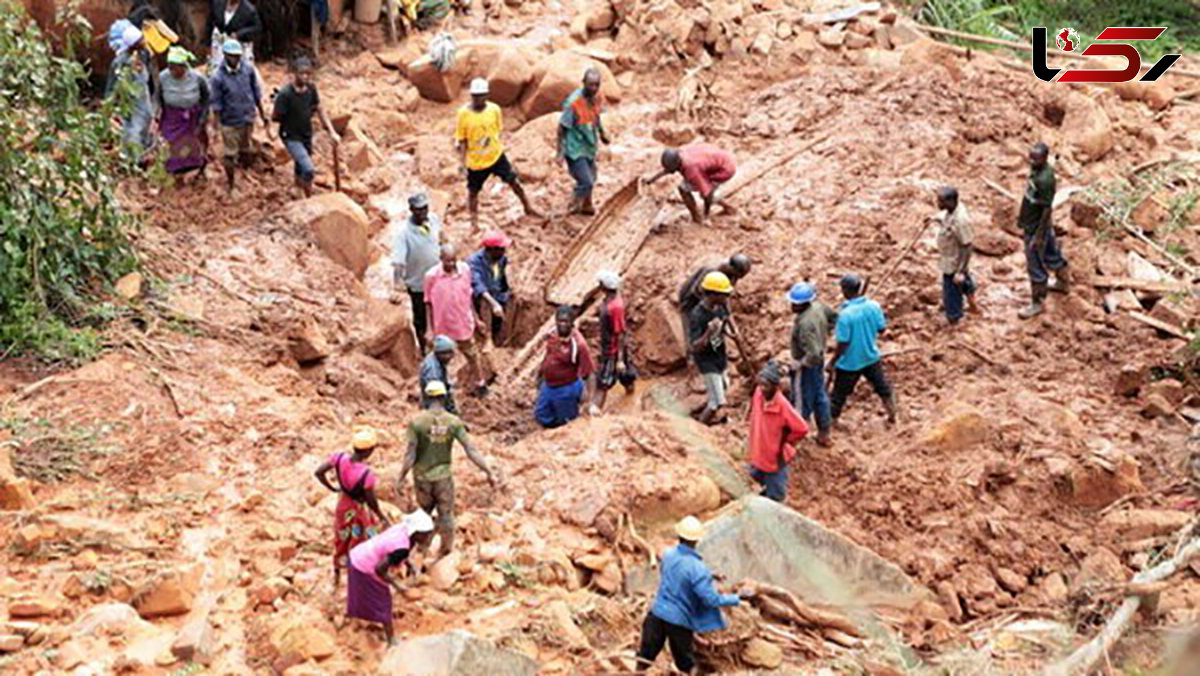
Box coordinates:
[454,78,540,229]
[637,516,752,673]
[593,270,636,411]
[398,380,499,555]
[346,509,435,646]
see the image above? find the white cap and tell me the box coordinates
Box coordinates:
[401,508,435,534]
[597,270,621,290]
[469,78,489,95]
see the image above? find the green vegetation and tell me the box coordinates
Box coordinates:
[914,0,1200,60]
[0,5,140,364]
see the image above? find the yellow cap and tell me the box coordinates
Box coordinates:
[424,380,448,397]
[352,427,378,450]
[675,516,705,541]
[700,271,733,294]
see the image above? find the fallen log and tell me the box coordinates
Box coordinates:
[1047,537,1200,676]
[1091,276,1194,294]
[749,582,862,638]
[1128,311,1190,340]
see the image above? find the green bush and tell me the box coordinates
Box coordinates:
[0,5,139,363]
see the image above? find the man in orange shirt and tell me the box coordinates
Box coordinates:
[747,361,807,502]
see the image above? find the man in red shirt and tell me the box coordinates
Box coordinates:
[593,270,636,411]
[424,244,491,397]
[535,305,596,428]
[747,361,808,502]
[645,143,737,225]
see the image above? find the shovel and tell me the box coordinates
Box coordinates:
[332,141,342,193]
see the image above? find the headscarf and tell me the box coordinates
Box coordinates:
[166,46,196,65]
[118,24,143,54]
[401,509,435,535]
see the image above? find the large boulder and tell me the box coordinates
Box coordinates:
[520,51,621,120]
[455,40,540,107]
[287,193,372,279]
[636,298,688,371]
[131,564,202,618]
[1069,452,1144,509]
[268,612,337,663]
[1062,93,1114,162]
[506,113,561,184]
[377,630,538,676]
[407,55,465,103]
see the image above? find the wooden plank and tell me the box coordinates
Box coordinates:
[1091,277,1193,294]
[1128,311,1190,340]
[982,177,1016,202]
[722,130,833,199]
[544,179,656,306]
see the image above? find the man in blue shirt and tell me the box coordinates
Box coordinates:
[466,230,512,345]
[827,274,897,425]
[210,39,270,195]
[637,516,749,673]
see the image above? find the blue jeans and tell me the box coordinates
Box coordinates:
[285,140,315,182]
[941,272,976,323]
[1024,228,1068,285]
[535,379,584,428]
[566,156,596,199]
[749,464,789,502]
[792,362,831,434]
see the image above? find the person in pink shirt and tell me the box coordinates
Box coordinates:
[347,509,435,646]
[425,244,491,397]
[645,143,737,225]
[313,427,390,590]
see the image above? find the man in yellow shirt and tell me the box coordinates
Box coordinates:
[455,78,539,229]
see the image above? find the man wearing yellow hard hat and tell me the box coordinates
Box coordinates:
[637,516,751,673]
[397,380,499,556]
[686,270,745,425]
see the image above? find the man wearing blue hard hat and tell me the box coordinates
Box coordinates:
[788,281,837,446]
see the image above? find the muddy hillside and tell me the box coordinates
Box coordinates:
[3,0,1200,675]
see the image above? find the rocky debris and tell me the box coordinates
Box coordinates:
[1101,509,1192,540]
[506,113,561,184]
[288,319,332,364]
[520,51,621,120]
[287,192,372,279]
[1034,572,1069,605]
[1069,450,1144,509]
[131,564,201,618]
[901,38,963,81]
[457,39,540,107]
[407,55,465,103]
[74,603,152,637]
[1142,393,1175,419]
[1146,378,1187,407]
[1071,547,1127,594]
[7,593,61,619]
[268,611,338,663]
[4,620,47,646]
[171,616,215,665]
[430,551,463,590]
[1114,363,1147,397]
[921,402,990,452]
[741,636,784,669]
[478,541,512,563]
[1061,93,1114,162]
[0,633,23,652]
[637,298,688,370]
[972,230,1019,257]
[541,600,591,651]
[0,474,35,511]
[377,629,539,676]
[114,271,145,300]
[994,568,1028,595]
[592,562,623,594]
[817,28,845,49]
[251,576,293,606]
[1131,193,1170,234]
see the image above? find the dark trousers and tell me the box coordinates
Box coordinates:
[637,612,695,673]
[792,361,831,433]
[1023,228,1068,285]
[566,156,597,199]
[830,361,893,420]
[409,290,427,345]
[473,297,506,345]
[941,273,976,323]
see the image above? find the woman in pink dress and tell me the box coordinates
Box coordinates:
[347,510,435,646]
[314,427,390,589]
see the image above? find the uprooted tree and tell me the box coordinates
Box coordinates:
[0,4,139,362]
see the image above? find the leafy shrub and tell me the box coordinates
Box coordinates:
[0,5,139,363]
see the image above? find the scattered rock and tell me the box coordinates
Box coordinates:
[1070,202,1103,230]
[1072,548,1127,594]
[377,630,538,676]
[171,617,215,665]
[1114,363,1147,397]
[994,568,1028,595]
[115,272,145,300]
[131,565,201,618]
[406,55,465,103]
[251,576,293,606]
[287,192,371,279]
[0,634,22,652]
[817,29,845,48]
[900,38,962,81]
[73,602,150,636]
[574,552,613,572]
[288,320,331,364]
[0,476,35,511]
[1131,194,1170,234]
[592,562,622,595]
[520,51,621,120]
[1061,93,1113,162]
[1144,81,1176,111]
[1035,572,1069,605]
[636,298,688,370]
[972,230,1019,257]
[1141,393,1175,419]
[1101,509,1192,540]
[921,402,990,452]
[1069,452,1143,509]
[1146,378,1186,407]
[7,594,60,619]
[741,637,783,669]
[934,580,962,622]
[430,551,462,590]
[269,613,337,663]
[845,31,873,49]
[543,600,590,651]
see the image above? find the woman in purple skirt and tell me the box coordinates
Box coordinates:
[347,509,435,646]
[157,46,210,187]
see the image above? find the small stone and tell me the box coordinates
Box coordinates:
[574,553,613,572]
[1036,572,1069,604]
[934,581,963,622]
[845,31,873,49]
[115,272,145,300]
[7,594,60,619]
[544,600,590,650]
[0,634,24,652]
[430,552,462,591]
[817,29,845,48]
[171,618,215,665]
[0,476,36,511]
[251,577,292,606]
[592,562,622,595]
[1114,364,1147,397]
[1101,509,1192,539]
[995,568,1028,595]
[132,565,200,618]
[478,542,511,563]
[1141,393,1174,419]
